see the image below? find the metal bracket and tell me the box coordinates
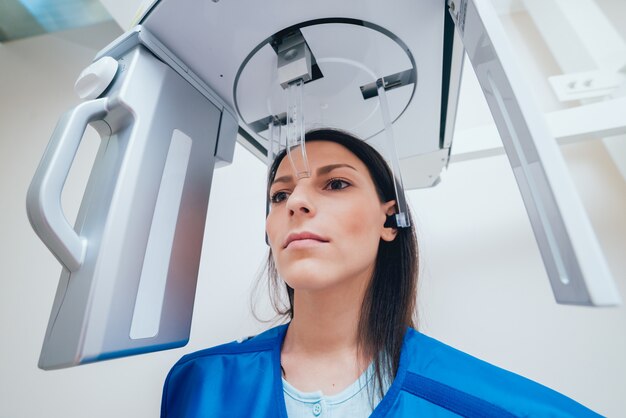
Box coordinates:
[549,69,626,102]
[447,0,468,34]
[359,69,416,100]
[272,30,315,88]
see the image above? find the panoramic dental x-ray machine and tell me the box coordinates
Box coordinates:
[26,0,621,370]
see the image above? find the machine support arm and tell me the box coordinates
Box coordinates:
[447,0,620,306]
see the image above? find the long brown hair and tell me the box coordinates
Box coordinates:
[261,128,419,397]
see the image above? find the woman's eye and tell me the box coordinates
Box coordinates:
[325,178,351,191]
[270,191,289,204]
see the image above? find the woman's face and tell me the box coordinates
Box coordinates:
[266,140,397,292]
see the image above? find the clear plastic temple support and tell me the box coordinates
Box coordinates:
[267,117,281,167]
[286,78,311,179]
[376,78,410,228]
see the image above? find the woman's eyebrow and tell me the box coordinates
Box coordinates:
[272,175,293,185]
[271,163,358,186]
[316,163,357,176]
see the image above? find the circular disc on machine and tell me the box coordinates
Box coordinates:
[234,19,417,149]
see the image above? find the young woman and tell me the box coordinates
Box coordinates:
[161,129,599,417]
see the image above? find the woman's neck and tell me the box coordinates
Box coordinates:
[287,289,362,355]
[279,270,374,394]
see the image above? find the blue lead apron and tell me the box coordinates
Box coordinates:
[161,324,600,417]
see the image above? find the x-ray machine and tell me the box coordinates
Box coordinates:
[25,0,621,370]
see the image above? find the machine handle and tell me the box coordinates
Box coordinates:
[26,98,109,272]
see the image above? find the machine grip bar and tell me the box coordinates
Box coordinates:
[26,98,109,272]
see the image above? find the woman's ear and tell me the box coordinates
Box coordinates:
[380,200,398,242]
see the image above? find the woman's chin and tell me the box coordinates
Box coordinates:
[281,264,336,290]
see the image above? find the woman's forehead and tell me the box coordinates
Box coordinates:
[274,140,367,177]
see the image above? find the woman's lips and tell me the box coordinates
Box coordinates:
[285,238,328,249]
[283,232,329,249]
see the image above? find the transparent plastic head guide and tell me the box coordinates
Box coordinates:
[267,79,310,178]
[376,77,411,228]
[285,79,310,179]
[266,76,410,228]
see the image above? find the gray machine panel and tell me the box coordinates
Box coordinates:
[29,45,228,369]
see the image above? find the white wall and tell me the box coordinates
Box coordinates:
[1,18,625,418]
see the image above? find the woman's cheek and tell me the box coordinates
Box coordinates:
[265,211,282,251]
[336,200,381,256]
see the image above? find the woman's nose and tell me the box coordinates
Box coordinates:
[286,183,315,218]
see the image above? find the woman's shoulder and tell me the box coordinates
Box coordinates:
[170,323,287,370]
[398,328,600,417]
[161,324,287,417]
[401,327,551,387]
